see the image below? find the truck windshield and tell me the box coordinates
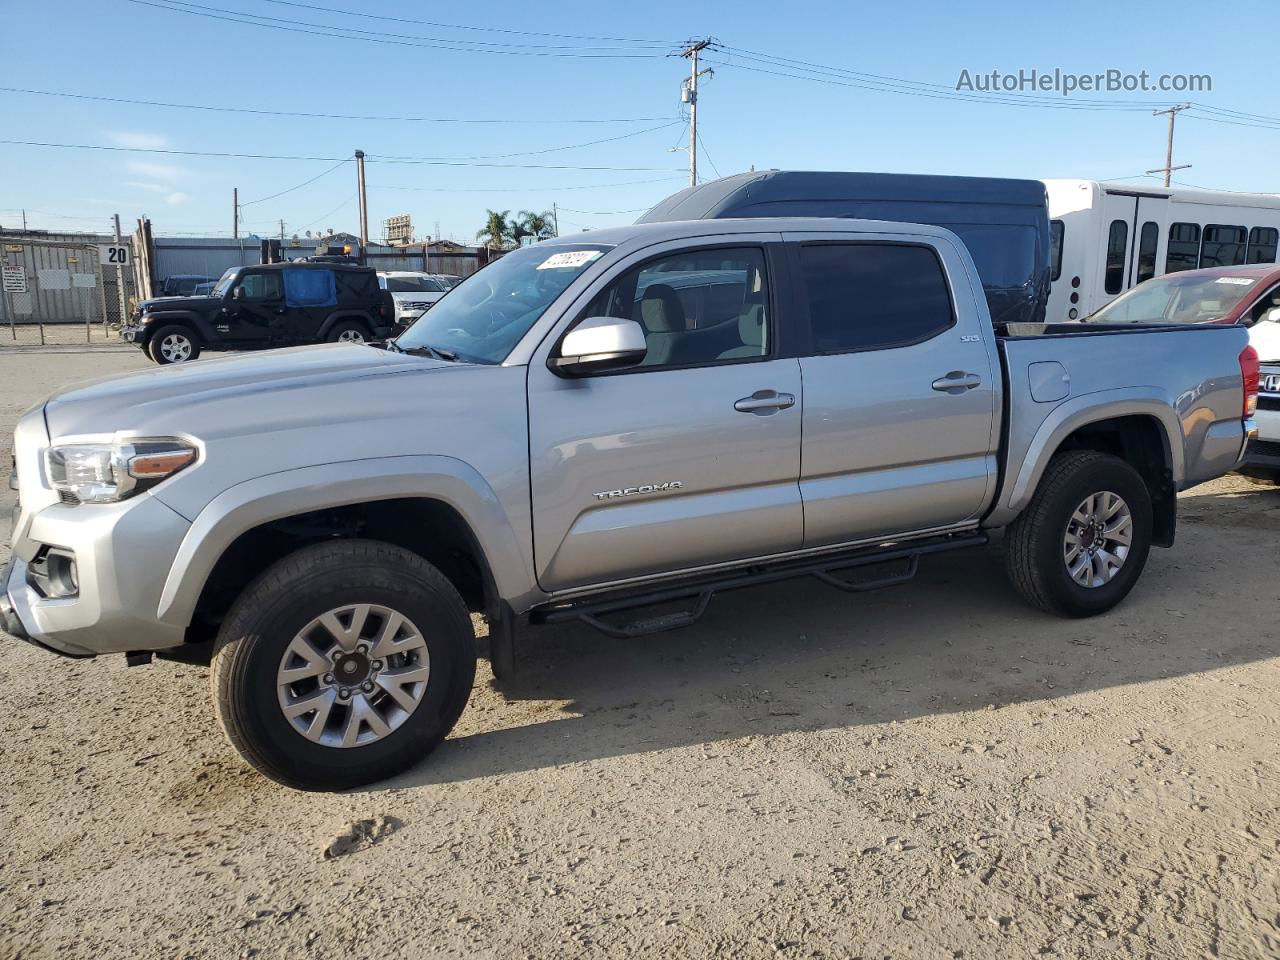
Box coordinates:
[210,268,238,299]
[1089,273,1259,325]
[396,243,611,363]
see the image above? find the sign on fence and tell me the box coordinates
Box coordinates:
[98,244,130,267]
[2,264,26,293]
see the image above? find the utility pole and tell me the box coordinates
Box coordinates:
[232,187,238,239]
[355,149,369,250]
[1147,104,1192,187]
[680,40,712,187]
[112,214,128,325]
[552,203,560,238]
[278,218,286,242]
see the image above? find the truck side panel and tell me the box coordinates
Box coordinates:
[989,326,1250,527]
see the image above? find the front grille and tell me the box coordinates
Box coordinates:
[57,489,81,505]
[1259,395,1280,412]
[1249,439,1280,458]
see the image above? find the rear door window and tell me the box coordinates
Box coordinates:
[1136,221,1160,284]
[283,268,337,307]
[1104,220,1128,295]
[799,243,954,354]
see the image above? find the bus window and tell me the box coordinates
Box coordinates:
[1050,220,1064,281]
[1165,222,1201,273]
[1247,227,1278,264]
[1105,220,1127,295]
[1136,221,1159,284]
[1200,225,1247,267]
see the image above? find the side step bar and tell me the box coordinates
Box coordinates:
[529,531,989,639]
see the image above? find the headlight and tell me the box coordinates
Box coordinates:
[46,438,197,504]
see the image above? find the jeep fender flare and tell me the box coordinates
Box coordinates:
[141,312,210,342]
[318,312,376,339]
[154,455,539,628]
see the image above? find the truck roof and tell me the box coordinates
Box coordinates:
[535,215,968,249]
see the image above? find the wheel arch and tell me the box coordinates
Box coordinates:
[155,456,539,642]
[997,394,1182,547]
[318,312,375,339]
[142,313,206,343]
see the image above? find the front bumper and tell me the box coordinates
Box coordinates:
[3,493,193,658]
[119,322,146,344]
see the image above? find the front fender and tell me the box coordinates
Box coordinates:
[154,454,538,628]
[992,388,1183,525]
[142,311,216,341]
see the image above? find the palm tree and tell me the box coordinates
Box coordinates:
[517,209,556,242]
[476,210,514,250]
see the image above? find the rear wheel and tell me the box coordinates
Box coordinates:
[327,320,371,344]
[211,540,476,791]
[148,325,201,364]
[1005,451,1153,618]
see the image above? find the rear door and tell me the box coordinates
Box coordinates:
[526,236,805,591]
[787,232,1000,547]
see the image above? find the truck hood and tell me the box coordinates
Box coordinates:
[42,343,450,438]
[140,294,218,312]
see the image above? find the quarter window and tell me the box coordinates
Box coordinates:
[1165,222,1202,273]
[1247,227,1278,264]
[1104,220,1128,295]
[583,247,770,368]
[1200,225,1247,268]
[799,243,954,354]
[1049,220,1064,282]
[1136,221,1160,284]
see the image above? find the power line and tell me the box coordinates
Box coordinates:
[0,85,676,125]
[298,194,358,232]
[701,52,1185,112]
[366,121,682,162]
[126,0,669,57]
[696,128,723,180]
[368,175,687,193]
[0,139,684,171]
[239,159,349,206]
[254,0,679,46]
[555,206,651,215]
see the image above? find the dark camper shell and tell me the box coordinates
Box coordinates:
[638,170,1051,326]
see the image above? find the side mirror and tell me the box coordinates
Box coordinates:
[550,316,647,376]
[231,286,245,302]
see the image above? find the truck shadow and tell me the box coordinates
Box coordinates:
[377,515,1278,791]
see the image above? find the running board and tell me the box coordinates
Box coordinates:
[530,532,989,639]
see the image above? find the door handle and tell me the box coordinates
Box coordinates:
[734,390,796,415]
[931,372,982,394]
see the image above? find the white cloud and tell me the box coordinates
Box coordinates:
[108,130,170,150]
[125,160,188,182]
[125,180,169,194]
[165,192,189,205]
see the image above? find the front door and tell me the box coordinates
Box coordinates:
[225,269,282,345]
[786,233,999,546]
[527,241,804,592]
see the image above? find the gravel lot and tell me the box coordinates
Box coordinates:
[1,348,1278,960]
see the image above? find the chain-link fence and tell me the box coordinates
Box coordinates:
[1,235,135,346]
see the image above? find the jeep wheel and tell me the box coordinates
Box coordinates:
[1004,451,1153,618]
[328,320,371,344]
[148,325,201,364]
[211,540,476,791]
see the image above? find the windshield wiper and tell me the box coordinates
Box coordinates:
[401,343,459,362]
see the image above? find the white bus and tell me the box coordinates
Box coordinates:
[1043,179,1280,322]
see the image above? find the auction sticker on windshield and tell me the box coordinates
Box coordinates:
[537,250,604,271]
[1215,277,1255,285]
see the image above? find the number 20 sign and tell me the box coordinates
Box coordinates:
[98,244,130,267]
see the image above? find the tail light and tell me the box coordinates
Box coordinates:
[1240,345,1260,417]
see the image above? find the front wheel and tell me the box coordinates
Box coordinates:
[211,540,476,790]
[1005,451,1153,618]
[327,320,371,344]
[148,325,201,364]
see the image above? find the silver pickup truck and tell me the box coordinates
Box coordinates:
[1,218,1259,790]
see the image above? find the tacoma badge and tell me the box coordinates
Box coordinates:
[593,481,683,501]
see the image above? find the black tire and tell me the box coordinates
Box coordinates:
[326,319,371,344]
[1005,451,1153,618]
[211,539,476,791]
[147,325,201,364]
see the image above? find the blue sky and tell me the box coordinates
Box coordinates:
[2,0,1278,242]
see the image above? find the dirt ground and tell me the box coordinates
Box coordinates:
[1,348,1277,960]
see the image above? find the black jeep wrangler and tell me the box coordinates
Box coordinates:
[123,262,396,364]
